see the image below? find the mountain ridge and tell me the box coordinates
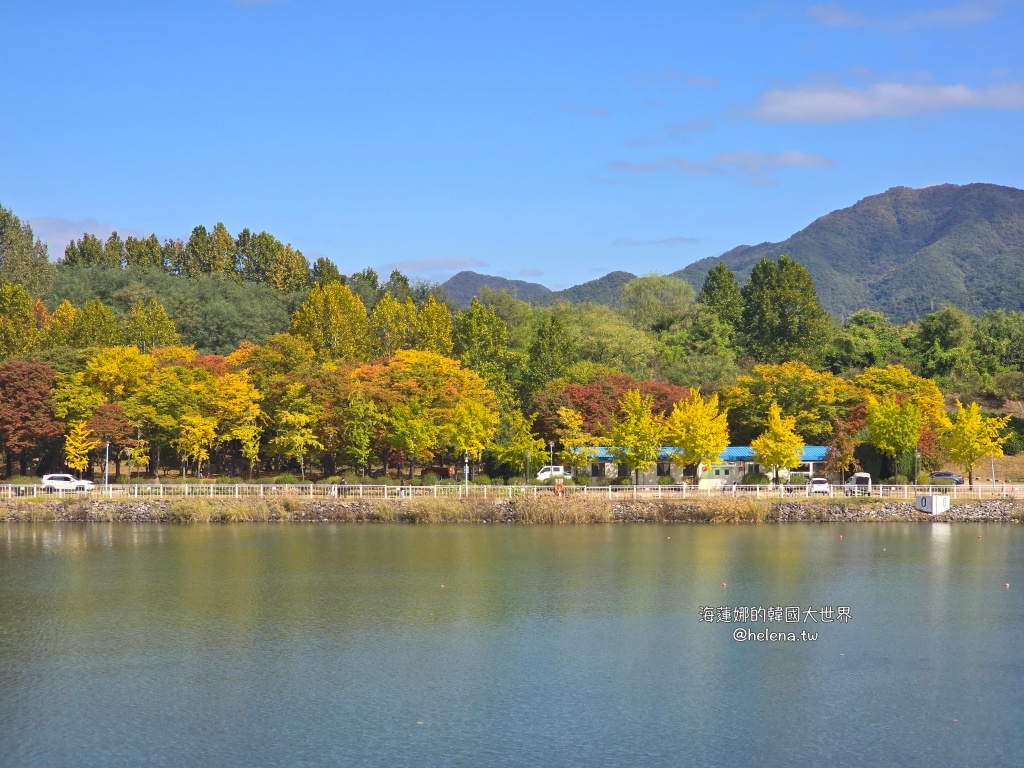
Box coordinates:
[442,183,1024,320]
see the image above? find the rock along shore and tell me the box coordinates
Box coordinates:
[1,497,1022,524]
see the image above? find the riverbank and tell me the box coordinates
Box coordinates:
[2,496,1023,523]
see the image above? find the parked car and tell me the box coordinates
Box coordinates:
[843,472,872,496]
[929,471,965,485]
[41,474,94,492]
[808,478,831,495]
[536,465,571,481]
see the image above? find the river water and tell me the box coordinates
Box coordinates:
[1,523,1022,767]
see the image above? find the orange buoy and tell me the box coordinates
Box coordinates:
[722,582,727,588]
[839,535,843,540]
[1006,583,1010,589]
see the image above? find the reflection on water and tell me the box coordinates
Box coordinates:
[2,523,1023,768]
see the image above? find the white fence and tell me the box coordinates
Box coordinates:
[2,482,1023,501]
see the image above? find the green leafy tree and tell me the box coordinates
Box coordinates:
[940,401,1010,486]
[664,388,729,476]
[63,233,104,267]
[495,410,545,481]
[0,202,55,297]
[619,274,694,333]
[555,407,598,477]
[608,389,666,485]
[290,282,370,362]
[415,295,454,356]
[311,256,343,285]
[750,401,804,484]
[697,263,743,330]
[123,299,181,352]
[124,234,165,270]
[0,281,38,359]
[387,397,440,480]
[271,409,323,481]
[740,255,833,365]
[370,294,417,357]
[865,395,922,479]
[102,231,126,269]
[267,243,310,292]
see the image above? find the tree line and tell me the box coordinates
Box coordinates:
[0,201,1020,484]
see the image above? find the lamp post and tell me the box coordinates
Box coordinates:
[525,450,530,485]
[464,450,469,495]
[914,450,920,487]
[105,441,110,488]
[549,440,554,468]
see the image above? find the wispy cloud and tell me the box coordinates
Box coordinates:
[808,2,1002,32]
[379,257,486,275]
[714,150,834,184]
[631,68,719,89]
[753,80,1024,122]
[614,236,700,247]
[28,216,155,256]
[558,104,611,118]
[607,157,723,175]
[519,268,544,277]
[626,116,714,148]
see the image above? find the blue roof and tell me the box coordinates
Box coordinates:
[590,445,829,463]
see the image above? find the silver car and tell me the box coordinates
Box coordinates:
[41,474,95,492]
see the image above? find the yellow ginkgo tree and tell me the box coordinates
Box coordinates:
[64,421,100,478]
[751,402,804,485]
[940,400,1010,487]
[664,388,730,480]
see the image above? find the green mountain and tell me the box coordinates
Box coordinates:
[441,271,552,306]
[674,183,1024,322]
[535,271,637,307]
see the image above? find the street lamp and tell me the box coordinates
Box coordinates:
[549,440,554,468]
[526,450,530,484]
[464,450,469,494]
[104,441,110,488]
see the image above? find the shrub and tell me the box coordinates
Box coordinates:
[272,473,300,484]
[422,472,439,486]
[741,471,770,486]
[472,473,490,485]
[657,475,675,485]
[615,477,632,485]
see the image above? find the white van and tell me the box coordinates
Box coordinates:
[536,466,571,481]
[843,472,872,496]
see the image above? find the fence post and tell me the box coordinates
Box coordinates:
[310,484,314,499]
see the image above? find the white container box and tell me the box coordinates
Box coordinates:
[915,495,951,515]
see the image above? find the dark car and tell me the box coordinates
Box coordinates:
[929,471,964,485]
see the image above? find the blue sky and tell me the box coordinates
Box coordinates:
[3,0,1022,289]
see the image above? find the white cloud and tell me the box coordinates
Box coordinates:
[607,157,724,175]
[614,236,700,247]
[378,257,486,275]
[27,216,155,257]
[519,268,544,277]
[753,81,1024,122]
[808,2,1002,31]
[714,151,834,184]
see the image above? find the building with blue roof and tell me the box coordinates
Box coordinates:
[588,445,829,487]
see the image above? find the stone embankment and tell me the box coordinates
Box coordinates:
[1,498,1021,524]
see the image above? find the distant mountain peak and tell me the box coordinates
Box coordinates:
[674,182,1024,321]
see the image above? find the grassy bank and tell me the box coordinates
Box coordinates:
[3,495,1023,524]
